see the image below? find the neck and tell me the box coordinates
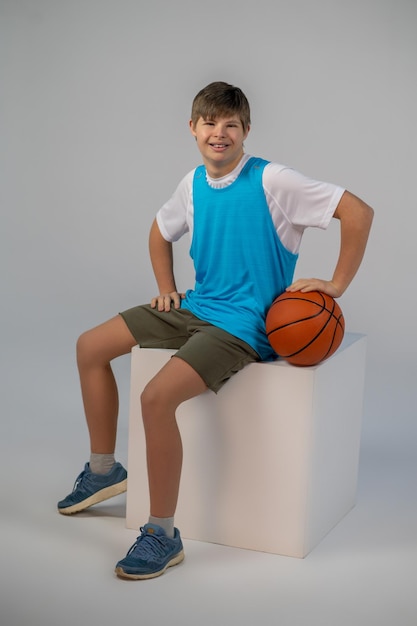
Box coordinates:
[204,151,245,179]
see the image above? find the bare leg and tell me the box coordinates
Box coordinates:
[141,356,207,518]
[76,315,137,453]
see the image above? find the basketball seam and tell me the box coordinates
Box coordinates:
[270,313,344,359]
[267,309,344,359]
[272,311,334,358]
[265,291,345,365]
[266,293,327,337]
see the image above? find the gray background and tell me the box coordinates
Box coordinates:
[1,1,416,625]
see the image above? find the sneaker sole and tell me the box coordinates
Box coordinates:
[58,478,128,515]
[115,549,185,580]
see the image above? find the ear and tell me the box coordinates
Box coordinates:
[243,124,251,140]
[189,119,197,138]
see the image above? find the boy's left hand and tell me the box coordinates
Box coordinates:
[286,279,342,299]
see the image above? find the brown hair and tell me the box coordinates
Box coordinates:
[191,81,251,130]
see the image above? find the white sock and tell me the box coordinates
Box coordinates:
[89,453,115,475]
[148,516,175,538]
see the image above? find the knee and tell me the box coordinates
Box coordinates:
[140,382,174,426]
[76,330,98,368]
[140,383,159,419]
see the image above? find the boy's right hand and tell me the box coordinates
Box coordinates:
[151,291,185,312]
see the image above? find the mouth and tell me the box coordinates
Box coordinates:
[209,143,229,151]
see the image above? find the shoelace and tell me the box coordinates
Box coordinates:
[71,469,88,493]
[126,528,169,559]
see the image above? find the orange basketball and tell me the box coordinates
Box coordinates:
[265,291,345,366]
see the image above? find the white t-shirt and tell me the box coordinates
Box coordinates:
[156,153,345,255]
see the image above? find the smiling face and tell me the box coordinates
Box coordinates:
[190,116,250,178]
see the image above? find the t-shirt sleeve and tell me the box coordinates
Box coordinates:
[156,170,194,242]
[264,163,345,228]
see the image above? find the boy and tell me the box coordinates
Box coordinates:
[58,81,373,579]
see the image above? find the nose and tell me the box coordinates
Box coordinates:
[214,124,226,137]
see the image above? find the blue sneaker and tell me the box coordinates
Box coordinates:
[57,462,127,515]
[115,523,184,580]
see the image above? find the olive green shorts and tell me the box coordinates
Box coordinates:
[119,305,260,393]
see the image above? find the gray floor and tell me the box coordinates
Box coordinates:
[1,396,415,626]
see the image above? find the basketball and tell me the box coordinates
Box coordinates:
[265,290,345,366]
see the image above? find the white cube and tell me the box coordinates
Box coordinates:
[126,333,366,557]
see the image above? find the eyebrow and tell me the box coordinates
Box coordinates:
[203,117,241,124]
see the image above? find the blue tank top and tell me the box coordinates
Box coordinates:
[181,157,298,360]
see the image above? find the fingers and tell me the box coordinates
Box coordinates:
[286,279,321,293]
[286,279,341,298]
[150,292,186,311]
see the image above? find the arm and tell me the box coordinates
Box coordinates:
[149,218,185,311]
[286,190,374,297]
